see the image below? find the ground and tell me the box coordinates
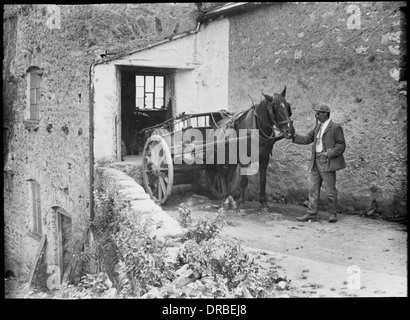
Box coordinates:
[4,190,407,298]
[161,191,407,298]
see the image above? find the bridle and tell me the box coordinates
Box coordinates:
[252,98,293,142]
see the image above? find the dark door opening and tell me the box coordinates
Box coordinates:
[55,208,72,283]
[120,67,174,157]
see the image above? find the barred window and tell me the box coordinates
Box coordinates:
[27,67,43,120]
[28,179,42,235]
[135,74,165,109]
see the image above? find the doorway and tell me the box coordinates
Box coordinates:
[55,208,72,283]
[120,66,175,157]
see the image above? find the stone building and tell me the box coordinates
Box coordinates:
[3,2,407,280]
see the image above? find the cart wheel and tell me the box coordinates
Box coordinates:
[142,135,174,204]
[205,164,240,200]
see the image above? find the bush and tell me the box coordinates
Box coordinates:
[178,203,226,244]
[78,191,121,278]
[64,194,278,298]
[57,272,117,299]
[113,213,176,297]
[177,236,269,297]
[178,203,192,228]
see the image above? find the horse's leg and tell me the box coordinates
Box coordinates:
[237,166,248,215]
[217,166,229,209]
[259,153,270,214]
[226,164,237,209]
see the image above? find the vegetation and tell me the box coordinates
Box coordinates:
[56,191,283,298]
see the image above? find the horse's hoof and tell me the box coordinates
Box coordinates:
[237,209,247,216]
[230,201,238,210]
[259,206,270,215]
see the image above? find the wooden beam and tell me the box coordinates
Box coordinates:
[27,234,47,289]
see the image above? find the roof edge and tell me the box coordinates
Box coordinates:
[197,2,276,23]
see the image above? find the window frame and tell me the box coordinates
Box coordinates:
[28,179,42,236]
[29,72,41,120]
[135,74,166,110]
[26,67,43,122]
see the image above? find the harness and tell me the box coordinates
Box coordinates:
[252,105,293,143]
[215,98,293,145]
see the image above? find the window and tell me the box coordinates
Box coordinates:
[27,67,43,121]
[135,74,165,109]
[28,179,42,236]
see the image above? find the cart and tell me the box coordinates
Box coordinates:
[139,110,242,204]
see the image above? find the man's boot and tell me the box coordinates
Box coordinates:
[296,213,317,222]
[329,213,337,223]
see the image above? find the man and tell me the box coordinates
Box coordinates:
[292,104,346,223]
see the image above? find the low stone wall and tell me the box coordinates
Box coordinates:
[95,167,183,240]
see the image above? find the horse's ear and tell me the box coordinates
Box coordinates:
[281,86,286,97]
[262,93,273,102]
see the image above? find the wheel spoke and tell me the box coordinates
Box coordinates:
[159,172,169,183]
[157,179,162,201]
[158,154,165,166]
[159,175,167,198]
[143,136,173,204]
[150,142,162,164]
[145,155,153,165]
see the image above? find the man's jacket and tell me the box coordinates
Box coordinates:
[293,120,346,171]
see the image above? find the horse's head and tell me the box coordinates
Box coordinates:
[262,87,295,139]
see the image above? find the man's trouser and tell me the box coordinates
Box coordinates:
[308,153,338,214]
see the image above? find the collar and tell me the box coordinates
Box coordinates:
[321,118,330,131]
[317,119,331,136]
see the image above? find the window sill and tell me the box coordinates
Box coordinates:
[27,231,41,241]
[24,120,40,131]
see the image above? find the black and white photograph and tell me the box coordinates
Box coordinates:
[3,2,407,308]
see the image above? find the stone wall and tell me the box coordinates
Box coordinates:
[4,2,406,279]
[227,2,407,216]
[95,167,183,240]
[3,3,199,278]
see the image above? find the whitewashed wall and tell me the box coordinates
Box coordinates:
[93,64,120,161]
[93,18,230,162]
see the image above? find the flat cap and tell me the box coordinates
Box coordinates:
[313,104,330,113]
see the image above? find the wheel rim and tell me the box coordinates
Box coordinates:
[142,135,174,204]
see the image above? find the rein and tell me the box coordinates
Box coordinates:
[251,104,292,143]
[247,94,283,138]
[233,95,292,144]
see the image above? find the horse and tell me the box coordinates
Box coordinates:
[214,87,295,214]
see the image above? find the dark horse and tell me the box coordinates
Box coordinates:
[215,87,294,214]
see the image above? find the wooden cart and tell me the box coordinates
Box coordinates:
[139,110,241,204]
